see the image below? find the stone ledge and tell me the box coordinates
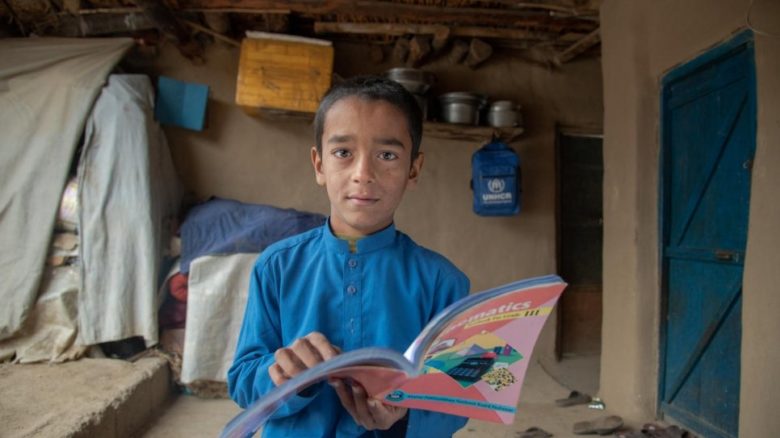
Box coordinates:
[0,356,173,438]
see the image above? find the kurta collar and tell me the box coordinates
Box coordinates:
[322,219,397,254]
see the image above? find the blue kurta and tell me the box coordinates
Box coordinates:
[228,221,470,437]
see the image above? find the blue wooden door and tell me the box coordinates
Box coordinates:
[660,31,755,438]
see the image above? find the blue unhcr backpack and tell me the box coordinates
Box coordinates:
[471,140,521,216]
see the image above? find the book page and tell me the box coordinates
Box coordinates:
[220,348,414,438]
[328,365,411,396]
[383,277,565,424]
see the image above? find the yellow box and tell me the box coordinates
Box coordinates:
[236,34,334,114]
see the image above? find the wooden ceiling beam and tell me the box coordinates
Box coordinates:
[135,0,205,62]
[135,0,191,43]
[314,22,556,41]
[43,12,155,37]
[177,0,596,30]
[552,27,599,65]
[1,0,26,35]
[183,18,240,47]
[182,8,291,14]
[471,0,599,17]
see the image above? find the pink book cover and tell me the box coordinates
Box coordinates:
[337,280,564,424]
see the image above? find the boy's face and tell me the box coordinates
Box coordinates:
[312,96,424,237]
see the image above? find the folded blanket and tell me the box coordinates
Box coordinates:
[180,198,325,273]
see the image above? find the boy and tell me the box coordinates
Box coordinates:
[228,76,469,437]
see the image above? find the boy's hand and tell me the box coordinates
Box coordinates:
[269,332,340,386]
[330,380,408,431]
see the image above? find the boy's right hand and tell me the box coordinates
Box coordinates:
[269,332,340,386]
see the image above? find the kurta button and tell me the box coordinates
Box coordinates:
[347,285,357,294]
[348,259,357,268]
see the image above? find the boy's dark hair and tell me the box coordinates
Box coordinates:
[314,75,423,160]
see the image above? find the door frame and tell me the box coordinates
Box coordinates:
[657,29,756,431]
[554,125,603,361]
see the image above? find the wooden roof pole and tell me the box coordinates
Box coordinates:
[552,27,599,65]
[135,0,205,63]
[313,22,557,41]
[178,0,594,30]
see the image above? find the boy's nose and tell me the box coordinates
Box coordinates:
[351,154,375,184]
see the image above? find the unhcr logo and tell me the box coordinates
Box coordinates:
[483,178,512,202]
[488,178,506,193]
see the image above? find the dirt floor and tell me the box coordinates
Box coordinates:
[141,356,620,438]
[4,353,647,438]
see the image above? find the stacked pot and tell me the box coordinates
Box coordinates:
[438,93,522,128]
[485,100,523,128]
[437,92,487,125]
[385,68,523,128]
[386,67,434,120]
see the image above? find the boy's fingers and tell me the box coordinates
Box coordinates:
[289,337,325,368]
[305,332,340,360]
[367,401,406,430]
[273,333,341,385]
[367,398,387,421]
[273,347,307,377]
[287,333,339,369]
[268,363,289,386]
[351,384,377,428]
[330,379,357,415]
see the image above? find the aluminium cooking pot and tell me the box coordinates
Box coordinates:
[486,100,522,127]
[437,92,488,125]
[386,68,435,95]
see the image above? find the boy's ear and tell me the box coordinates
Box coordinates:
[311,146,326,186]
[408,152,424,186]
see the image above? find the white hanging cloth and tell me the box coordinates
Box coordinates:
[0,38,132,340]
[77,74,182,346]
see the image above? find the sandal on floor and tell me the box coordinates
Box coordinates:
[517,426,553,438]
[641,423,690,438]
[573,415,624,435]
[555,390,592,407]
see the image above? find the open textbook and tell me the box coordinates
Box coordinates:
[221,274,567,438]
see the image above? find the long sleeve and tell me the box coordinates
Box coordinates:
[227,255,317,417]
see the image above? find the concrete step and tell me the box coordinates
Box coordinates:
[0,357,173,438]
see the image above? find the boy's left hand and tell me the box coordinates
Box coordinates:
[330,380,408,431]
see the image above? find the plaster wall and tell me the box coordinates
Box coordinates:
[600,0,780,434]
[131,40,602,362]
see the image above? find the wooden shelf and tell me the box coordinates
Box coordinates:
[244,107,315,122]
[244,108,525,144]
[423,121,525,144]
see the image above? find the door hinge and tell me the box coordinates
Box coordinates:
[714,250,738,262]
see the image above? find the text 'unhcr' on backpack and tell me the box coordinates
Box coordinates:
[471,140,521,216]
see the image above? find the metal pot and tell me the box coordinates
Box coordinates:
[438,92,488,125]
[386,68,435,94]
[412,94,428,121]
[486,100,522,127]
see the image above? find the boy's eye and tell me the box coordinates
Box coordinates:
[378,151,398,161]
[332,149,351,158]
